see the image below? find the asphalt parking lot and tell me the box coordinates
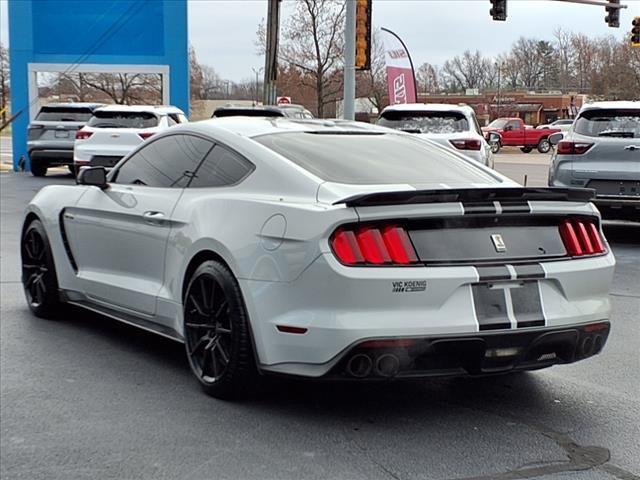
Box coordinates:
[1,153,639,480]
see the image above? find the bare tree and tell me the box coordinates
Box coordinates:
[358,29,387,112]
[0,42,9,124]
[189,44,205,100]
[416,62,440,95]
[81,73,161,104]
[201,65,222,99]
[553,28,574,92]
[442,50,493,91]
[258,0,345,117]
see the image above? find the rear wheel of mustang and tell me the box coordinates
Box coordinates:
[183,260,256,399]
[21,219,63,318]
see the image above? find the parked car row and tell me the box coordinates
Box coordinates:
[27,103,187,177]
[26,102,317,177]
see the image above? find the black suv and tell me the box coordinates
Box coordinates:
[27,103,104,176]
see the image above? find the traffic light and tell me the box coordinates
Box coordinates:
[490,0,507,21]
[632,17,640,47]
[605,0,620,28]
[355,0,371,70]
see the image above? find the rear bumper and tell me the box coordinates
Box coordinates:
[593,197,640,221]
[244,251,615,377]
[328,321,610,379]
[28,148,73,165]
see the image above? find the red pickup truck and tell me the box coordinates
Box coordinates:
[482,117,561,154]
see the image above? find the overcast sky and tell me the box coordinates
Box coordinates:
[1,0,639,82]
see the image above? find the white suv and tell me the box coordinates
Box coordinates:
[378,103,494,168]
[74,105,187,169]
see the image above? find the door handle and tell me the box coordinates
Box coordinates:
[143,211,166,225]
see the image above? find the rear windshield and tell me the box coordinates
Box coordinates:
[574,109,640,138]
[378,111,469,134]
[35,106,94,122]
[88,111,159,129]
[254,132,497,185]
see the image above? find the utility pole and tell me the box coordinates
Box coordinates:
[343,0,356,120]
[263,0,280,105]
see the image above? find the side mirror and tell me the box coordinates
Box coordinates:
[487,132,501,145]
[549,132,564,146]
[77,166,108,189]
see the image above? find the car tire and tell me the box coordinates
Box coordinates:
[183,260,257,399]
[537,138,551,154]
[30,161,48,177]
[21,219,63,318]
[67,165,76,176]
[520,147,533,153]
[491,142,501,154]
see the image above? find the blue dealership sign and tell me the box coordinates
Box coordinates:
[8,0,189,170]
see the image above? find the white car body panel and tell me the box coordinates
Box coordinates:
[24,118,615,380]
[74,105,186,168]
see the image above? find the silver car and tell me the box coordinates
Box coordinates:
[27,103,104,177]
[548,101,640,221]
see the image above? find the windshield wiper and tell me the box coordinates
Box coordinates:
[400,128,422,134]
[598,131,635,138]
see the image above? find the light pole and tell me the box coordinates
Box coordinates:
[495,62,502,120]
[252,67,263,106]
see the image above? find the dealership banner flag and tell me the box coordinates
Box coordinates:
[381,27,417,104]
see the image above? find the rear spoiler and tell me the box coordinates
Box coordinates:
[333,187,595,207]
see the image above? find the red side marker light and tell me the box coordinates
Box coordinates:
[276,325,308,334]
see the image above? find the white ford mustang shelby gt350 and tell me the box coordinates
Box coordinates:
[21,118,615,398]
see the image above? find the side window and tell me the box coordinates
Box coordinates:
[167,115,177,126]
[168,113,187,124]
[470,113,483,135]
[189,144,254,188]
[506,120,521,130]
[114,134,213,187]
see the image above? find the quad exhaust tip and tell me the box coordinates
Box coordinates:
[346,353,401,378]
[346,354,373,378]
[374,354,400,378]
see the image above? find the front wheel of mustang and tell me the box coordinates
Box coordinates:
[183,260,257,399]
[21,219,63,318]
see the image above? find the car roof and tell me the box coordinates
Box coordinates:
[42,102,105,109]
[212,106,285,118]
[580,101,640,112]
[93,104,184,115]
[182,117,392,139]
[381,103,474,114]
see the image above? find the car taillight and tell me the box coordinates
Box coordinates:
[75,129,93,140]
[449,139,482,151]
[559,218,605,256]
[138,132,155,140]
[330,225,419,266]
[556,141,593,155]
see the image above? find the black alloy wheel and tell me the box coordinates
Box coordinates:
[21,219,62,317]
[183,260,256,399]
[30,161,48,177]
